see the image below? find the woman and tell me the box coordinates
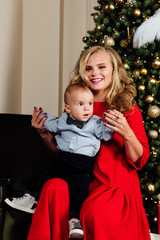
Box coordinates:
[28,46,150,240]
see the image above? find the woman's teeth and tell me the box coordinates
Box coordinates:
[91,78,102,82]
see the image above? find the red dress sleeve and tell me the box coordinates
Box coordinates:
[125,105,150,170]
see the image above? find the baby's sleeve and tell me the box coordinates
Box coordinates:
[94,117,114,141]
[41,111,59,133]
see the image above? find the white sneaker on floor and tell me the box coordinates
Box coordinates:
[69,218,84,239]
[4,193,37,214]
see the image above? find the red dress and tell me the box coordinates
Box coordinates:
[27,102,151,240]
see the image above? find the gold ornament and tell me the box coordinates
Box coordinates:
[97,6,102,11]
[133,69,140,78]
[140,68,148,76]
[148,76,156,84]
[108,2,115,11]
[152,58,160,69]
[82,36,88,43]
[148,130,158,139]
[120,39,128,48]
[145,95,154,104]
[138,84,145,91]
[147,105,160,118]
[103,4,109,13]
[153,216,158,222]
[123,63,130,70]
[104,36,115,47]
[99,39,105,46]
[94,14,99,22]
[96,25,101,31]
[133,9,141,18]
[152,150,158,157]
[158,127,160,133]
[146,182,156,194]
[91,38,98,44]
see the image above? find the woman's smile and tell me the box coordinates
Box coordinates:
[90,78,103,84]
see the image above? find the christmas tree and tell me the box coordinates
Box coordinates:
[82,0,160,233]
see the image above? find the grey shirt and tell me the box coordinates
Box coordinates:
[43,112,114,157]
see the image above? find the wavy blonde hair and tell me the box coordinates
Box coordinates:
[69,46,136,113]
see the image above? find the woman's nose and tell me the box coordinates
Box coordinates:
[92,68,98,75]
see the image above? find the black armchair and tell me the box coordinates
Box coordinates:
[0,114,53,240]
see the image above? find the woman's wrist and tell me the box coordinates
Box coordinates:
[123,128,135,141]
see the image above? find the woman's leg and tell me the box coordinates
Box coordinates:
[27,178,70,240]
[80,187,151,240]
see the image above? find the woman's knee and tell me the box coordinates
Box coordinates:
[43,178,69,194]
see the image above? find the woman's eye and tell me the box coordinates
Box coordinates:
[85,67,91,71]
[99,65,105,69]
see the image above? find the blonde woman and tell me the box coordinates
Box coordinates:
[28,46,150,240]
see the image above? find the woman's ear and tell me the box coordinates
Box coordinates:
[65,104,70,114]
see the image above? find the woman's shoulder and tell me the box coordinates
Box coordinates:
[125,104,143,122]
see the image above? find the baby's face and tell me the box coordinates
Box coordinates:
[66,88,93,122]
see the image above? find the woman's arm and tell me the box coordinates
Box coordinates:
[104,108,148,164]
[31,107,58,154]
[119,121,143,163]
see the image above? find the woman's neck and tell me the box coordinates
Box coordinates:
[93,91,106,102]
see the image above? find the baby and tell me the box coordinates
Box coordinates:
[41,82,114,239]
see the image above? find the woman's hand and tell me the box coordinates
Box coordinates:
[103,109,143,163]
[103,110,132,139]
[31,107,47,136]
[31,106,58,154]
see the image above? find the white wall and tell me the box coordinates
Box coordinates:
[0,0,97,115]
[0,0,22,114]
[22,0,60,115]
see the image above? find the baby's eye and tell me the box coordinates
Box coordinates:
[77,103,83,106]
[88,102,93,106]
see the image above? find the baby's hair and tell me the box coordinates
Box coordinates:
[64,82,91,104]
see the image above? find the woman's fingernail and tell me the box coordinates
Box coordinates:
[106,122,114,126]
[107,110,110,113]
[103,112,107,118]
